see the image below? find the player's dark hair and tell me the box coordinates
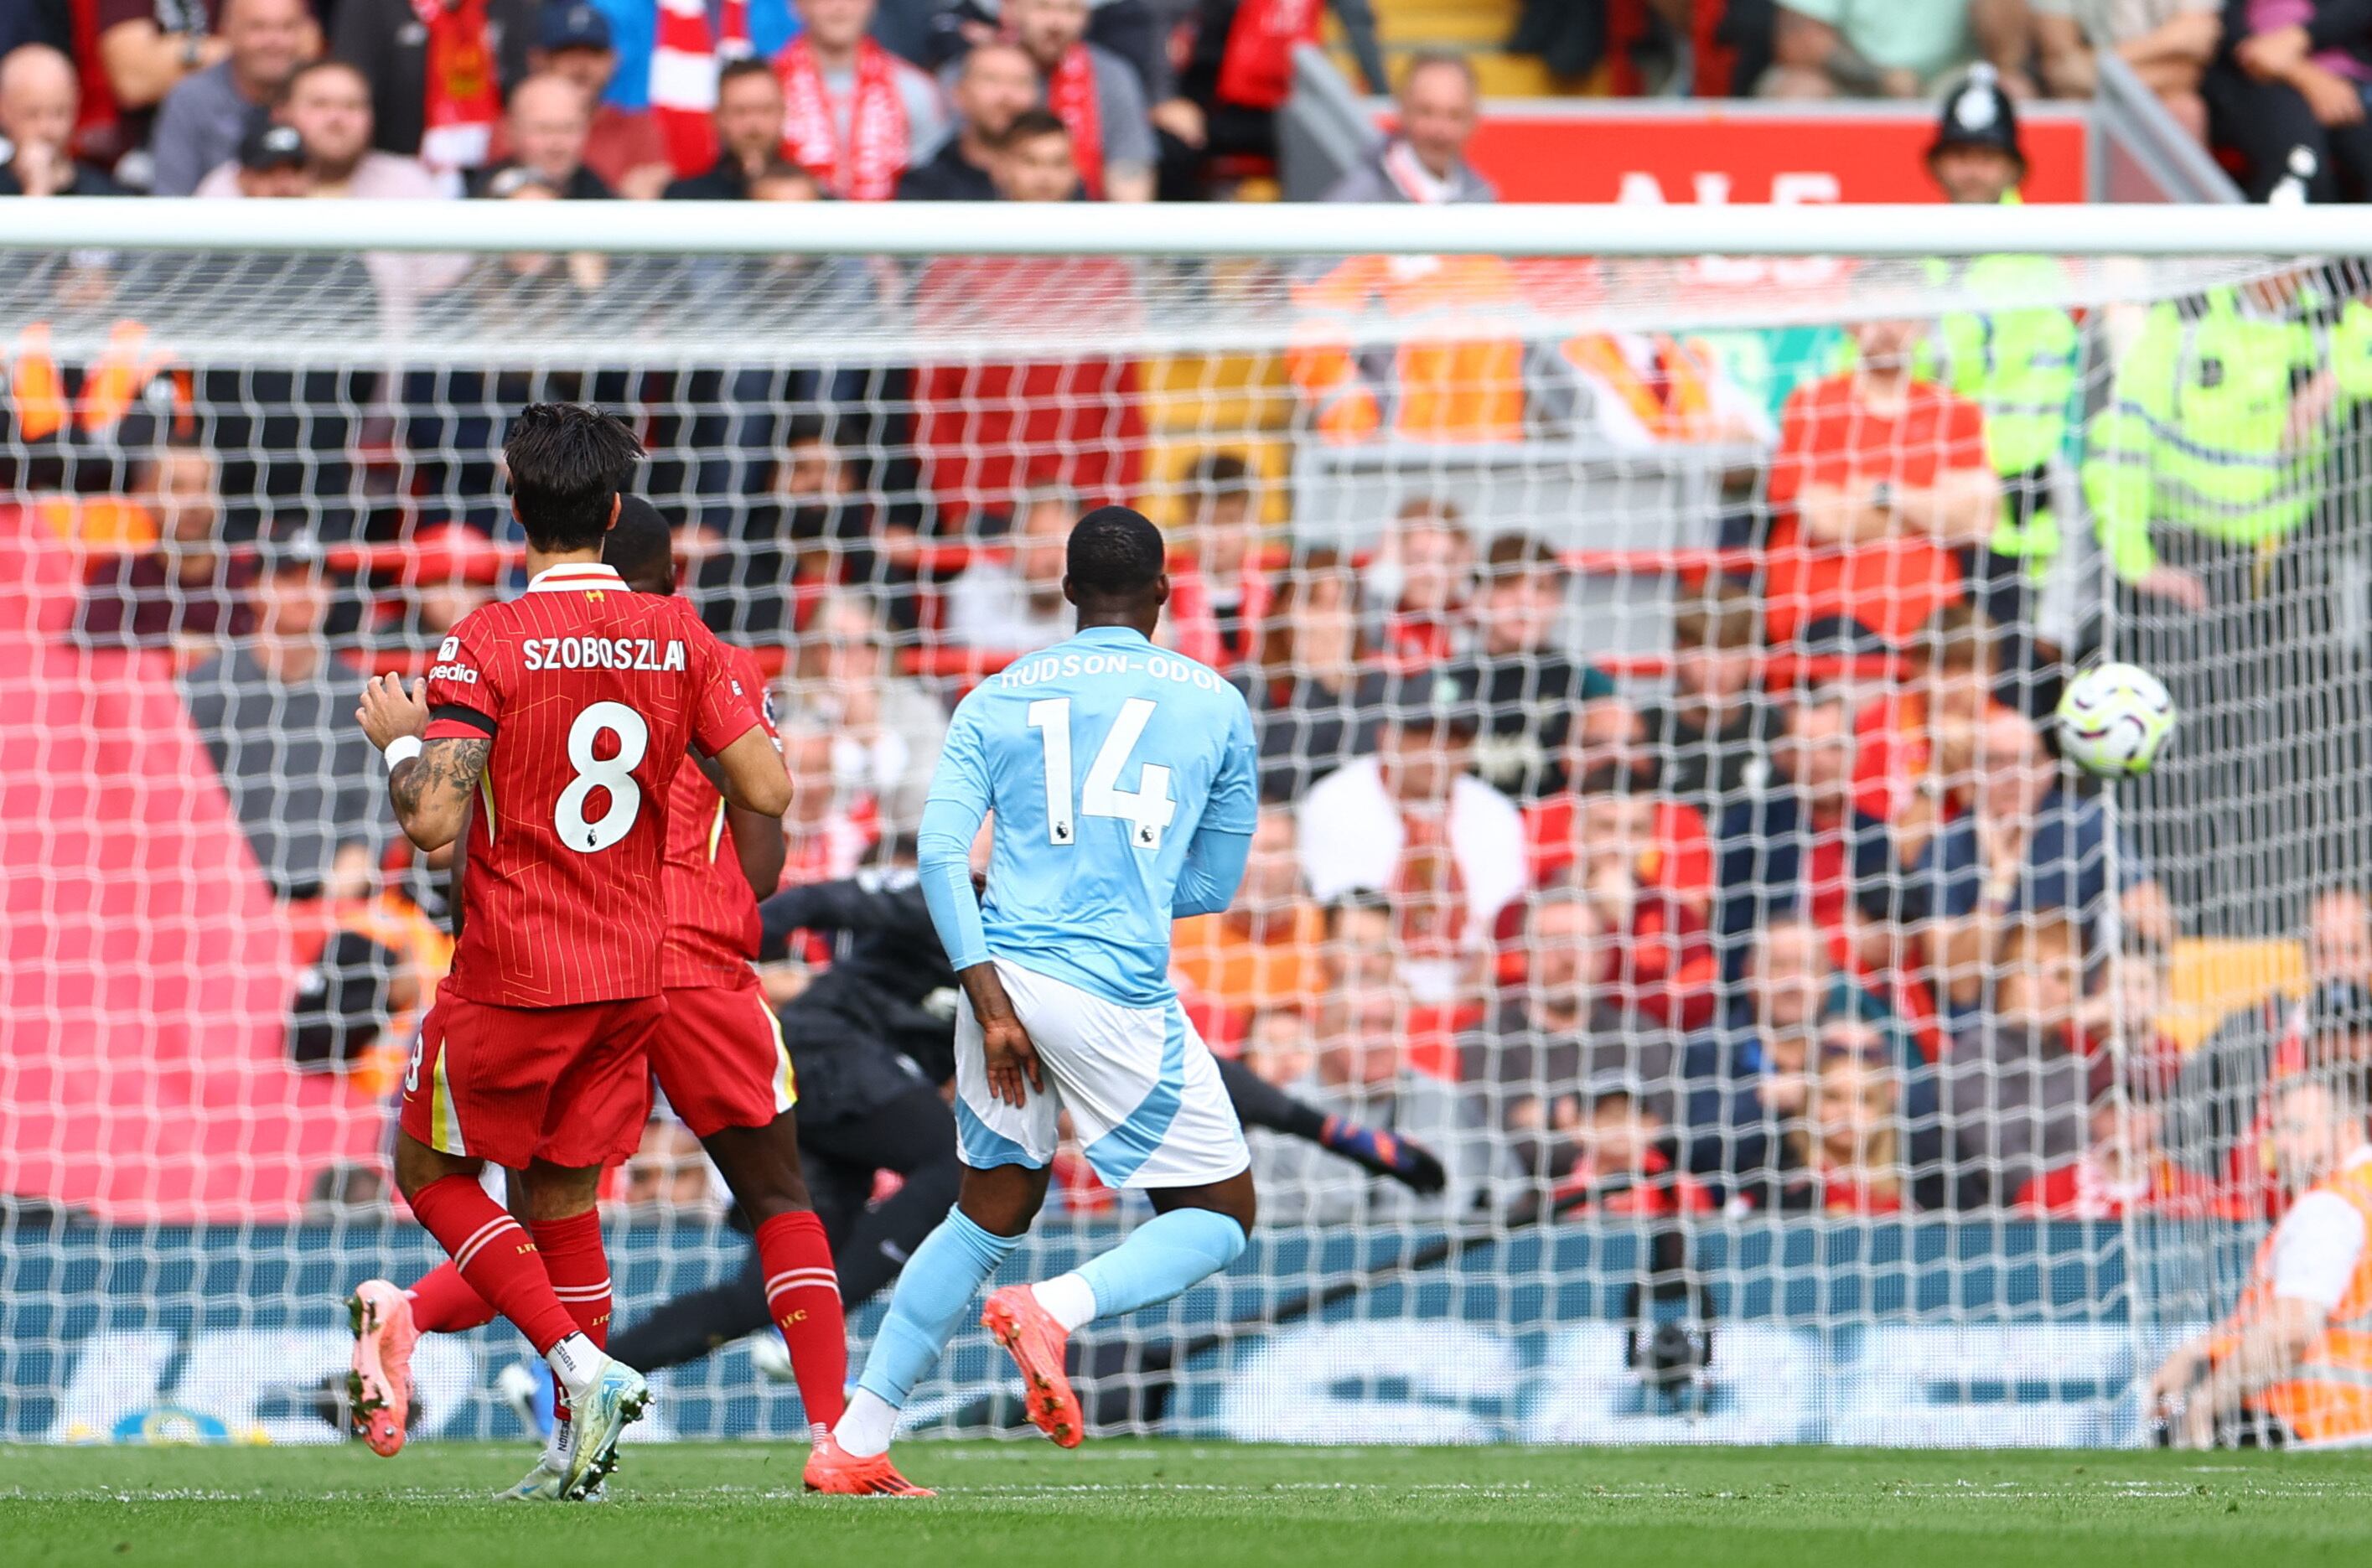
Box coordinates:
[1065,505,1166,602]
[503,403,643,553]
[603,494,675,595]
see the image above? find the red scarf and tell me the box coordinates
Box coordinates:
[776,36,911,202]
[413,0,500,172]
[1043,43,1106,199]
[1214,0,1323,111]
[650,0,754,179]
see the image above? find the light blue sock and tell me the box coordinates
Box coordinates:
[853,1207,1018,1405]
[1071,1208,1246,1322]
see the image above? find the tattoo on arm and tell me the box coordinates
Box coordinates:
[391,737,491,820]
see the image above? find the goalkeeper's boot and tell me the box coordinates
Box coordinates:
[803,1434,934,1497]
[981,1285,1083,1448]
[1319,1115,1448,1195]
[558,1358,650,1501]
[345,1280,419,1457]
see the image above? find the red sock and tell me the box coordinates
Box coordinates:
[405,1261,497,1333]
[530,1209,612,1425]
[755,1210,846,1430]
[407,1176,576,1355]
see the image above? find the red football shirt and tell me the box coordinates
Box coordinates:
[1762,375,1981,645]
[422,562,763,1007]
[660,642,779,990]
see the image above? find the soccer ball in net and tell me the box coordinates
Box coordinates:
[2055,663,2178,776]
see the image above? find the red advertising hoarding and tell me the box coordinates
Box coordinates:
[1436,107,2092,205]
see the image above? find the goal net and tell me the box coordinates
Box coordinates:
[3,204,2365,1448]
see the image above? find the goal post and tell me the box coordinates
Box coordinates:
[3,201,2365,1447]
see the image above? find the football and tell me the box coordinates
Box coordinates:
[2055,662,2178,776]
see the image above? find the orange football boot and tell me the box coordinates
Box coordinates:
[803,1434,934,1496]
[981,1285,1084,1448]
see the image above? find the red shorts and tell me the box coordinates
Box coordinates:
[401,992,664,1170]
[649,981,797,1139]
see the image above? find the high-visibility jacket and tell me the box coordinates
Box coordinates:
[2215,1152,2372,1445]
[1287,253,1529,442]
[1919,246,2081,576]
[2081,287,2324,582]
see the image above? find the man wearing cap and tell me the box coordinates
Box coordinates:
[1293,665,1526,1004]
[230,117,309,195]
[148,0,312,196]
[1917,66,2082,713]
[179,531,391,903]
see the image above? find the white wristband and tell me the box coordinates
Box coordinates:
[383,736,424,769]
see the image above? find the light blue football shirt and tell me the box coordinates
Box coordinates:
[918,624,1258,1008]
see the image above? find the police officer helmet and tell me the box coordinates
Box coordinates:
[1927,65,2027,178]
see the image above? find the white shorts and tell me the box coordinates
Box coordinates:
[954,958,1250,1190]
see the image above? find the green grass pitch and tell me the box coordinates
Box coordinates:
[5,1441,2369,1568]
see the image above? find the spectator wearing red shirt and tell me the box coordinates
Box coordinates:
[1163,450,1274,673]
[1517,787,1719,1031]
[484,3,673,198]
[1763,316,2001,649]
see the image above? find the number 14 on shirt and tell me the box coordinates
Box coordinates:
[1026,696,1177,851]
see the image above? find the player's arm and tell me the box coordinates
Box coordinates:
[1172,700,1261,919]
[917,708,1041,1107]
[711,726,794,819]
[358,674,486,852]
[726,801,787,900]
[1172,824,1253,919]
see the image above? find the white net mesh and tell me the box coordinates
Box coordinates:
[6,226,2369,1448]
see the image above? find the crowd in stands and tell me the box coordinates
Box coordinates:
[9,4,2372,1229]
[0,0,1394,205]
[2,0,2370,210]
